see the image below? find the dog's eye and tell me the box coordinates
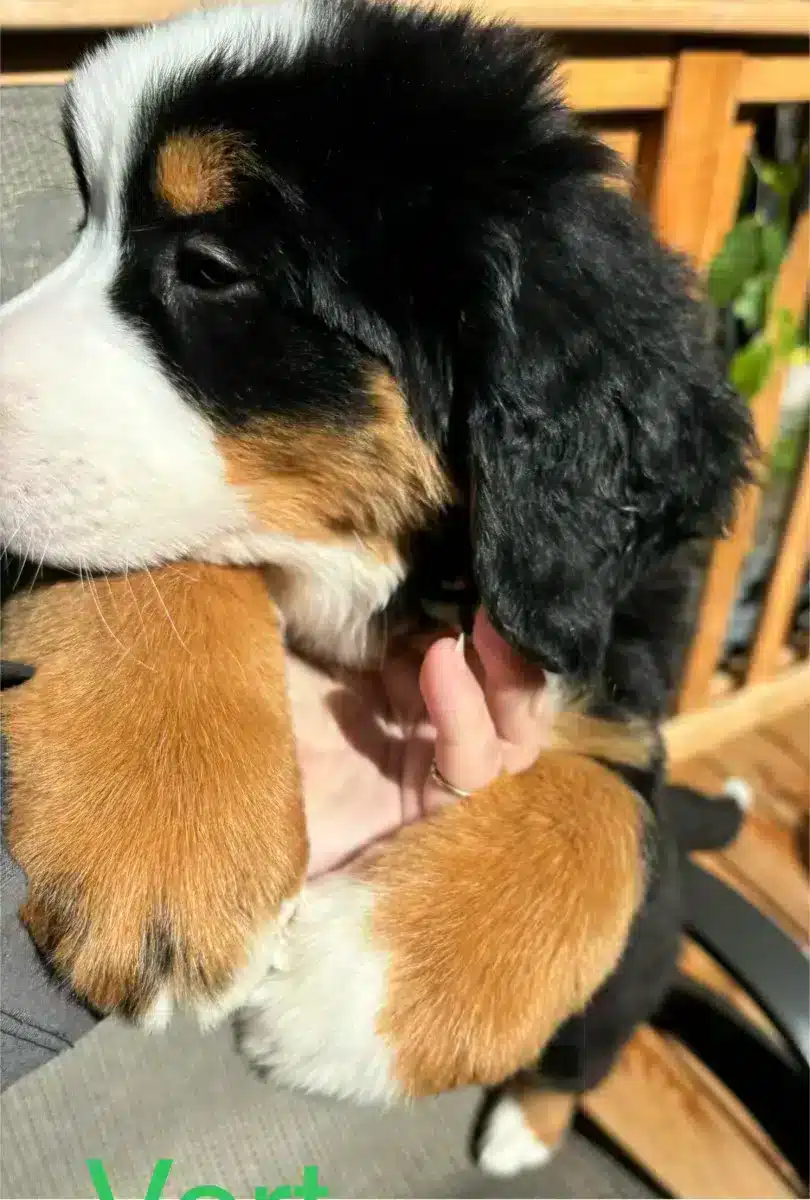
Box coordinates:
[176,235,247,292]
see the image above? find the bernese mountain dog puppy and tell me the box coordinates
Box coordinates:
[1,0,752,1107]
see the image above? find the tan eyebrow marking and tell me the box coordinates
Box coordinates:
[155,130,252,216]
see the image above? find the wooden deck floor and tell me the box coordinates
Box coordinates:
[583,706,809,1199]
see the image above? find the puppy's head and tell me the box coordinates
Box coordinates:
[0,0,753,677]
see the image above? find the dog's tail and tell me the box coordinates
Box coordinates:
[664,778,751,855]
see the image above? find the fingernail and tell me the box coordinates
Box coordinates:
[455,631,466,656]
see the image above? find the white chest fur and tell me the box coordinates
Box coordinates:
[202,528,405,667]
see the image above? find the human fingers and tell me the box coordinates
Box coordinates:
[472,608,549,774]
[419,633,502,809]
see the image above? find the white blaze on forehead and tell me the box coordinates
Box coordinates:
[67,0,320,222]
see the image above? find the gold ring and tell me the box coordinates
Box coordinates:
[429,759,473,799]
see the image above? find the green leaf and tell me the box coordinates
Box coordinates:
[707,215,762,309]
[761,219,789,273]
[729,336,774,398]
[789,344,810,369]
[772,308,801,360]
[770,425,807,480]
[731,273,772,333]
[753,158,801,199]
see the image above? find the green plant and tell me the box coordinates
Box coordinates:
[707,148,809,402]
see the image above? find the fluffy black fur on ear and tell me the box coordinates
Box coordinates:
[468,164,755,680]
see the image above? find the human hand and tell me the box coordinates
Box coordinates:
[285,609,550,878]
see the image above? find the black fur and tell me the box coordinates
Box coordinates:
[528,557,746,1098]
[72,0,753,682]
[591,547,703,721]
[537,765,745,1095]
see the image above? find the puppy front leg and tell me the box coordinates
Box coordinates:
[2,563,307,1026]
[237,751,643,1103]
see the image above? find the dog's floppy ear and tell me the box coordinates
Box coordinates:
[468,169,754,679]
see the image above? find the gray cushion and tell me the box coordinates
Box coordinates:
[0,1014,650,1200]
[1,95,99,1096]
[1,87,81,302]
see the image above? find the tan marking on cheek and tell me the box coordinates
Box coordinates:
[155,131,252,215]
[217,367,454,553]
[366,752,643,1096]
[2,564,306,1017]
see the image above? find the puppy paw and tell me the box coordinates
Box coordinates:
[476,1088,574,1176]
[3,563,308,1029]
[236,877,401,1105]
[20,878,300,1028]
[478,1094,554,1176]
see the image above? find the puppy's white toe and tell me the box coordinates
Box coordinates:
[723,776,754,811]
[236,876,401,1105]
[478,1094,553,1177]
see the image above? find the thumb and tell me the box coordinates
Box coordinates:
[419,633,501,810]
